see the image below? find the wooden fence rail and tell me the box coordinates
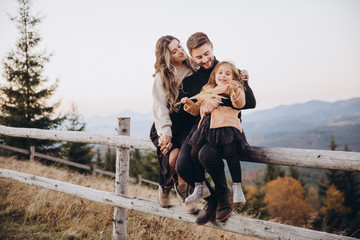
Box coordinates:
[1,123,359,240]
[1,125,359,171]
[0,143,158,186]
[0,168,354,240]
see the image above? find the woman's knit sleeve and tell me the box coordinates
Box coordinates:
[152,75,172,138]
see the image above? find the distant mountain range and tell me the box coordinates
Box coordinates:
[85,97,360,152]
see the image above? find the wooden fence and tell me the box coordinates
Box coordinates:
[0,143,158,186]
[0,121,359,240]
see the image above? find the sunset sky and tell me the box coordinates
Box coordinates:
[1,0,359,117]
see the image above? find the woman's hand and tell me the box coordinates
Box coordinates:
[159,135,173,155]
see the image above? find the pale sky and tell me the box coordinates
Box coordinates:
[1,0,359,117]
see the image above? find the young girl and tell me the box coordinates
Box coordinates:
[180,61,247,205]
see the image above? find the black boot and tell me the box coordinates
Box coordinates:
[195,195,217,225]
[216,188,233,222]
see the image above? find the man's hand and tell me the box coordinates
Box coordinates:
[202,101,218,114]
[159,135,173,155]
[240,69,249,81]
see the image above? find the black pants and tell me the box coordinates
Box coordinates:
[150,122,192,187]
[191,141,242,184]
[176,129,224,196]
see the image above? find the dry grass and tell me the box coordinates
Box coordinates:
[0,156,258,240]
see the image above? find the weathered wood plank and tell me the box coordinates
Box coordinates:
[33,152,91,170]
[0,169,354,240]
[1,125,359,171]
[0,143,30,155]
[0,125,155,151]
[245,146,360,171]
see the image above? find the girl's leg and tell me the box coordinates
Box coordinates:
[222,142,242,183]
[222,142,246,204]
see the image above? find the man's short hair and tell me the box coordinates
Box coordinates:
[187,32,212,54]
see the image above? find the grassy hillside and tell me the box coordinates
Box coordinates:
[0,157,257,240]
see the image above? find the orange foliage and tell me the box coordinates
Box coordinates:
[319,185,351,220]
[264,177,315,226]
[306,187,321,210]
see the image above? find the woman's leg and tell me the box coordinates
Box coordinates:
[169,148,187,186]
[170,147,197,213]
[169,148,179,181]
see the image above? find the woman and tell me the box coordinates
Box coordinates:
[150,35,198,213]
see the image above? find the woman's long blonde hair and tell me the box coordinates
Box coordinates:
[153,35,197,113]
[203,61,245,92]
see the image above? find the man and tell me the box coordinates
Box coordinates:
[176,32,256,225]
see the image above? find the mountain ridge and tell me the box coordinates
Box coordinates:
[84,97,360,151]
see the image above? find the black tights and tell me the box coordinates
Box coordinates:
[191,141,242,184]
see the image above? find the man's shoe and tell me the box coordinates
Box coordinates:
[174,183,197,214]
[195,196,217,225]
[157,185,171,208]
[216,188,233,222]
[232,182,246,207]
[185,181,211,203]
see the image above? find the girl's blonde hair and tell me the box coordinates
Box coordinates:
[203,61,245,92]
[153,35,197,113]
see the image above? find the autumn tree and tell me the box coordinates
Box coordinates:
[0,0,64,154]
[317,136,360,236]
[242,174,270,220]
[319,185,351,233]
[306,186,321,210]
[265,177,315,226]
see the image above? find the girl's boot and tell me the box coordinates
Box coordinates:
[232,182,246,204]
[185,181,211,203]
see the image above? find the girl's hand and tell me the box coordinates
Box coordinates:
[181,97,190,104]
[229,80,240,90]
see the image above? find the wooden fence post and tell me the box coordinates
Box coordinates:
[136,175,142,185]
[91,163,97,176]
[30,146,35,162]
[113,117,130,240]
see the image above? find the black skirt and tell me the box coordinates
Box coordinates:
[188,115,248,150]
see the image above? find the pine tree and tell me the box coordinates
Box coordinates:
[0,0,64,154]
[130,149,159,182]
[104,146,116,173]
[95,148,103,169]
[288,166,306,187]
[59,104,94,169]
[317,136,360,236]
[263,164,285,183]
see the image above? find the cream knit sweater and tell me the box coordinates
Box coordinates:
[152,64,194,138]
